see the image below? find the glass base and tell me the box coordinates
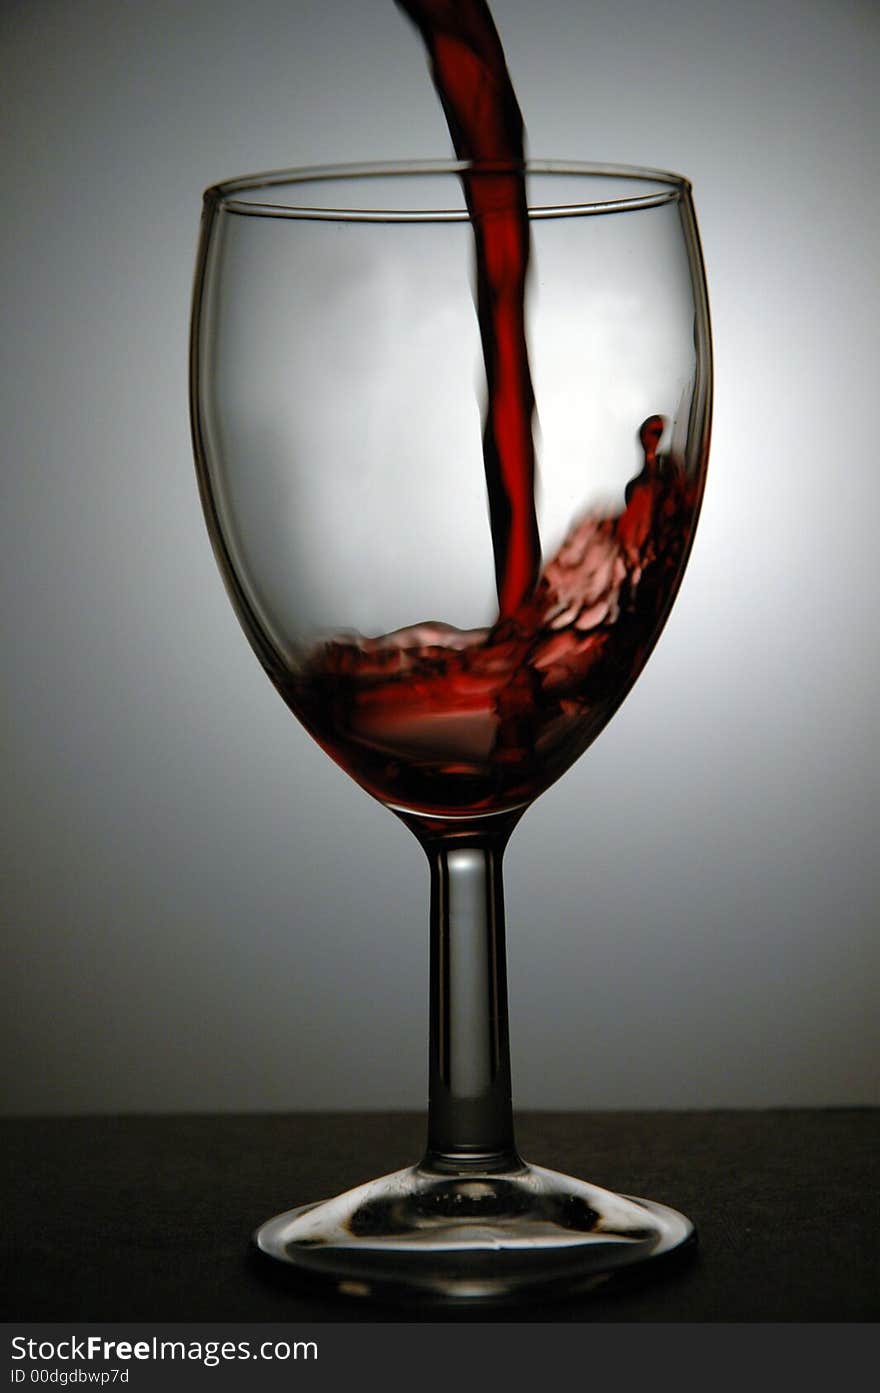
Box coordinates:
[254,1159,696,1304]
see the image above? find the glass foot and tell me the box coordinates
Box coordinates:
[254,1159,695,1303]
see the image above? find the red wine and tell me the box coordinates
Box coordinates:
[275,4,700,818]
[396,0,540,619]
[284,420,698,816]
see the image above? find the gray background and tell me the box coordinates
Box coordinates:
[2,0,877,1115]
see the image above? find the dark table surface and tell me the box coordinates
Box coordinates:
[2,1110,877,1323]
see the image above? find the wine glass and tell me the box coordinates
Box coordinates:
[190,160,711,1303]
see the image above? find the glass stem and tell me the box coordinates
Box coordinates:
[419,828,523,1173]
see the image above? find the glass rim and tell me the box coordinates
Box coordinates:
[204,159,692,223]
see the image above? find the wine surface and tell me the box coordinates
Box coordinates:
[285,420,697,816]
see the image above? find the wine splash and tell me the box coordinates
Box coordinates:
[395,0,540,618]
[286,420,698,816]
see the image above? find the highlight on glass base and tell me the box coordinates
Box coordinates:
[255,1160,694,1304]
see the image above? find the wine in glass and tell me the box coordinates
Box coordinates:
[190,158,711,1302]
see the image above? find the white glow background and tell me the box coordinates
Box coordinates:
[2,0,877,1113]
